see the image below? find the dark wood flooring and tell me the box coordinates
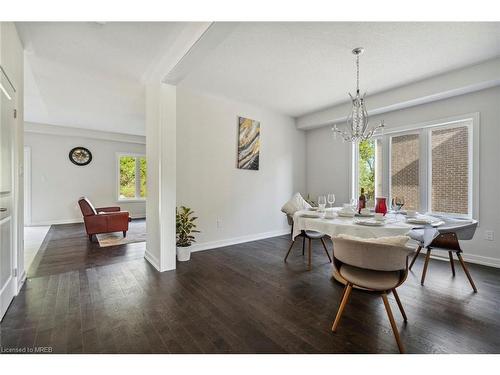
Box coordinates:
[1,223,499,353]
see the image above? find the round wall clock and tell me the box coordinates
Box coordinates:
[69,147,92,166]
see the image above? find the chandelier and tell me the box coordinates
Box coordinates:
[332,47,384,142]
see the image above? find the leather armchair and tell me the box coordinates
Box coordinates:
[78,197,130,241]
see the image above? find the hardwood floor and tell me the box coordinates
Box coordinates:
[1,223,499,353]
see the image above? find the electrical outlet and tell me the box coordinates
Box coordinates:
[216,218,222,230]
[484,230,494,241]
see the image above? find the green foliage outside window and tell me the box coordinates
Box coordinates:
[358,140,375,202]
[119,156,147,199]
[139,157,147,198]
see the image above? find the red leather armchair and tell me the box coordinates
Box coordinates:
[78,197,130,241]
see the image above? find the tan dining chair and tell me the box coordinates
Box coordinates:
[283,214,332,270]
[331,236,412,353]
[408,222,478,292]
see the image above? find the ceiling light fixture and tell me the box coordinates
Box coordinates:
[332,47,384,142]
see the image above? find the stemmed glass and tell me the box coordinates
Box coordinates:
[392,196,405,220]
[318,196,327,211]
[327,193,336,208]
[350,198,358,211]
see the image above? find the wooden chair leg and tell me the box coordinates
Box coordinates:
[381,292,405,354]
[302,236,305,256]
[409,245,422,270]
[88,234,93,242]
[421,248,432,285]
[307,238,312,270]
[456,252,478,293]
[448,251,456,277]
[332,283,353,332]
[284,240,295,262]
[339,283,348,303]
[320,238,332,263]
[392,289,407,322]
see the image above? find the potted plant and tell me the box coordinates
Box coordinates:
[175,206,200,261]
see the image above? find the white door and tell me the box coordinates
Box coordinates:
[0,67,16,320]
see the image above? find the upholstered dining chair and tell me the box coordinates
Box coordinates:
[331,235,412,353]
[408,222,478,292]
[283,214,332,270]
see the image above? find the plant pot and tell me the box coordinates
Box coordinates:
[176,246,191,262]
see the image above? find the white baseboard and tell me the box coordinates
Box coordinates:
[28,215,145,227]
[28,218,83,226]
[17,271,27,293]
[189,228,290,253]
[144,250,161,271]
[430,252,500,268]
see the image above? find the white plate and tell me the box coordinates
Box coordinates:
[406,218,432,225]
[337,211,355,218]
[355,212,375,217]
[354,219,385,226]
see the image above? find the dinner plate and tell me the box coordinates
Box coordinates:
[354,219,385,226]
[406,218,432,225]
[337,211,355,218]
[355,212,375,217]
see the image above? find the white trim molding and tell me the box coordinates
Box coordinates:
[430,252,500,269]
[297,57,500,130]
[25,122,146,144]
[144,250,161,271]
[189,229,290,253]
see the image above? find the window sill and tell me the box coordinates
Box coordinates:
[117,199,146,203]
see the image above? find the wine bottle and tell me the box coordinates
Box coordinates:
[358,188,366,214]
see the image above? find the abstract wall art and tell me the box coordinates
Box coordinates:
[237,116,260,170]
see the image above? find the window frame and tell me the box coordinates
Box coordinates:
[116,152,147,202]
[351,113,479,219]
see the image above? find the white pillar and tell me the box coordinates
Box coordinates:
[145,83,176,272]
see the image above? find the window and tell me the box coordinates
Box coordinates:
[354,139,382,207]
[431,126,469,215]
[352,115,476,218]
[390,133,420,211]
[117,153,147,201]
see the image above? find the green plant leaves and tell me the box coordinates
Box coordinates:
[176,206,200,247]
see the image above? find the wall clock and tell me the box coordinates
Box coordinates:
[69,147,92,166]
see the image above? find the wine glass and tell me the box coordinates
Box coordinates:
[350,198,358,210]
[327,193,336,208]
[393,196,405,211]
[392,196,405,219]
[318,195,327,211]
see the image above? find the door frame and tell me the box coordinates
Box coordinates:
[24,146,31,226]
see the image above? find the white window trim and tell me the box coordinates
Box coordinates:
[116,152,146,202]
[351,112,479,220]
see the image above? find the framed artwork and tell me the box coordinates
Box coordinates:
[237,116,260,170]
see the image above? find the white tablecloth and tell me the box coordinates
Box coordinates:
[292,208,416,240]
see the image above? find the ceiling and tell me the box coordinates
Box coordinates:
[17,22,192,135]
[18,22,500,135]
[177,22,500,117]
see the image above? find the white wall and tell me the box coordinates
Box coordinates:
[24,123,146,225]
[306,86,500,267]
[176,88,306,250]
[145,83,177,272]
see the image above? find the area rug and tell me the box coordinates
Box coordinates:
[96,219,146,247]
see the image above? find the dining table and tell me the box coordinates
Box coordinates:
[292,207,446,286]
[292,207,443,240]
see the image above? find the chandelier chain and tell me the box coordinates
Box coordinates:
[356,54,359,93]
